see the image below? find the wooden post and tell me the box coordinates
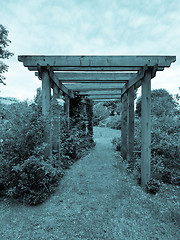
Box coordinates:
[121,93,128,160]
[52,83,60,152]
[141,69,151,188]
[86,100,93,142]
[64,94,70,130]
[127,86,134,165]
[42,68,52,157]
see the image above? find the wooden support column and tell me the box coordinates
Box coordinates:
[64,94,70,130]
[52,83,60,153]
[86,100,93,142]
[121,93,128,160]
[141,69,151,188]
[42,68,52,157]
[127,86,134,165]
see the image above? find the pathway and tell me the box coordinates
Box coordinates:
[1,127,179,240]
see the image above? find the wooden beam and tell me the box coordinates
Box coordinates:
[127,86,134,166]
[52,84,60,152]
[121,65,148,96]
[87,95,121,99]
[86,99,94,142]
[64,94,70,130]
[54,72,137,82]
[121,93,128,160]
[92,99,120,102]
[46,66,75,98]
[18,55,176,68]
[41,68,52,157]
[29,66,142,71]
[64,83,124,91]
[77,90,122,95]
[141,69,151,188]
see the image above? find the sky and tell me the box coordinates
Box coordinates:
[0,0,180,100]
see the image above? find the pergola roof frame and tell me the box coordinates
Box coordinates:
[18,55,176,189]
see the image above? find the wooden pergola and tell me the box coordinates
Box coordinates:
[18,55,176,188]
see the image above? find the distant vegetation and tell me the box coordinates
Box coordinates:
[0,25,14,85]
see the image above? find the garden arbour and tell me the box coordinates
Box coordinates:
[18,55,176,188]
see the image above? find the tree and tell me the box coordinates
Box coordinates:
[136,88,177,117]
[0,25,13,85]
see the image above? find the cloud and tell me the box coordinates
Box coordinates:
[0,0,180,100]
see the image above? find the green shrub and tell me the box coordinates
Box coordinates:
[112,89,180,186]
[0,95,94,205]
[5,156,63,205]
[146,179,161,195]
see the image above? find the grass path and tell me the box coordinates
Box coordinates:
[1,127,179,239]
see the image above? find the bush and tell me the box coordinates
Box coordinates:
[60,124,95,169]
[4,156,63,205]
[100,115,121,129]
[146,179,161,195]
[112,89,180,186]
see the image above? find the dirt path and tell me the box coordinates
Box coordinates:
[1,127,179,240]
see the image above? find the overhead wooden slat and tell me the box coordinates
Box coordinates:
[77,90,122,95]
[92,99,120,102]
[18,55,176,68]
[29,66,141,71]
[86,95,121,99]
[64,83,124,91]
[54,72,137,81]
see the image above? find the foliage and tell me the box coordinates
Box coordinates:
[136,88,177,117]
[0,93,94,204]
[93,102,110,126]
[103,100,121,115]
[112,89,180,187]
[99,115,121,129]
[0,25,14,85]
[146,178,161,195]
[1,155,62,205]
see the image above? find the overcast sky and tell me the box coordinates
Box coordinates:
[1,0,180,100]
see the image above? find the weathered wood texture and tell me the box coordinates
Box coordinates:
[64,94,70,130]
[141,70,151,188]
[77,90,122,95]
[54,72,137,81]
[121,93,128,160]
[52,84,60,152]
[42,69,52,157]
[87,95,121,99]
[18,55,176,68]
[47,69,74,98]
[127,86,134,165]
[64,83,124,91]
[86,100,94,142]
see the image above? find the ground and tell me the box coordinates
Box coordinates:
[0,127,179,239]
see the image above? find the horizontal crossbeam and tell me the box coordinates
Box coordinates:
[77,90,122,95]
[54,72,136,82]
[64,83,124,91]
[47,67,74,98]
[86,95,121,99]
[18,55,176,68]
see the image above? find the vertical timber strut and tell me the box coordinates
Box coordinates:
[52,83,60,153]
[64,94,70,130]
[121,93,128,160]
[127,86,134,166]
[141,69,151,188]
[42,67,52,157]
